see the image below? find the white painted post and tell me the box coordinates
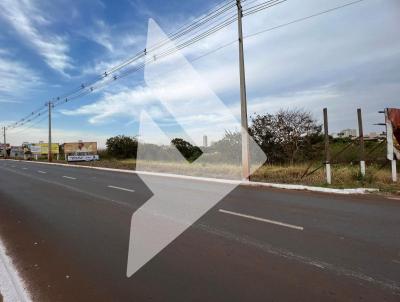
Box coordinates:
[360,160,366,177]
[323,108,331,184]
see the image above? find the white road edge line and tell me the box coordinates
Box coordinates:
[219,209,304,231]
[62,176,76,180]
[108,185,135,193]
[38,170,47,174]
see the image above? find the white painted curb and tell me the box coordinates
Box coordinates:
[2,159,379,195]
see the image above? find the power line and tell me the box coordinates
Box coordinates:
[246,0,365,38]
[8,115,48,136]
[4,0,365,137]
[243,0,287,16]
[6,0,238,130]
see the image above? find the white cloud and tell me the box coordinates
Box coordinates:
[0,0,73,74]
[60,85,160,124]
[64,0,400,138]
[0,51,41,102]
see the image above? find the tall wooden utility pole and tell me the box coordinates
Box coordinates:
[385,108,397,182]
[2,127,6,158]
[357,108,366,177]
[323,108,331,184]
[48,101,52,162]
[237,0,250,181]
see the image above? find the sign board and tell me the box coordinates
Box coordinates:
[386,108,400,160]
[67,155,99,162]
[64,142,97,154]
[30,143,59,155]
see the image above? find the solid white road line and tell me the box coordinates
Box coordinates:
[62,176,76,180]
[218,209,304,231]
[108,185,135,193]
[38,171,47,174]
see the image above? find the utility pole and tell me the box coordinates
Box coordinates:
[323,108,331,184]
[357,108,366,177]
[2,126,6,158]
[385,108,397,182]
[237,0,250,181]
[48,101,52,162]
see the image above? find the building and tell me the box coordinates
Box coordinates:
[203,135,208,148]
[338,129,357,138]
[10,146,24,159]
[0,143,10,157]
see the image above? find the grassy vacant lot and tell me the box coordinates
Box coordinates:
[61,158,400,193]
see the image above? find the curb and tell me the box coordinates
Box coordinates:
[0,237,31,302]
[1,159,379,195]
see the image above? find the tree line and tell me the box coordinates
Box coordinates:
[104,108,333,164]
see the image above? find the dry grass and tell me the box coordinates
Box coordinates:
[38,158,400,192]
[252,163,400,192]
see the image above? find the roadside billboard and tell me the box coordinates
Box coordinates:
[386,108,400,160]
[64,142,97,154]
[67,155,99,162]
[30,143,60,155]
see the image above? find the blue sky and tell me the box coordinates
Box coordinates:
[0,0,399,147]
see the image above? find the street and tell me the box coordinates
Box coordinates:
[0,159,399,301]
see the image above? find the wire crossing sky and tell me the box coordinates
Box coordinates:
[0,0,399,147]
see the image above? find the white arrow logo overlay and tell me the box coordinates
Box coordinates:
[126,19,266,277]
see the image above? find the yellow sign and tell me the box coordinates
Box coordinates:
[32,143,59,155]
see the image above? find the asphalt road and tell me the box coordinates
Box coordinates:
[0,159,399,301]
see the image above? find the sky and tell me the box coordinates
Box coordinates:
[0,0,399,147]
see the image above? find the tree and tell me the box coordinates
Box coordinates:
[106,135,138,159]
[209,130,242,164]
[171,138,202,162]
[250,109,322,164]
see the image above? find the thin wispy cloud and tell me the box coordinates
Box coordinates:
[0,50,41,102]
[66,0,400,138]
[0,0,73,75]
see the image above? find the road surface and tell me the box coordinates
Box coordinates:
[0,159,399,301]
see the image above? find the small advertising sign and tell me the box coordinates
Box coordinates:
[67,155,99,162]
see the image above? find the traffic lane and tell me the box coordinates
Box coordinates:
[0,174,398,302]
[1,161,400,294]
[0,173,133,301]
[202,206,400,288]
[0,162,152,210]
[2,161,400,263]
[2,160,400,251]
[218,185,400,249]
[18,161,400,248]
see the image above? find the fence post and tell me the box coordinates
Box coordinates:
[392,160,397,182]
[323,108,331,184]
[357,108,366,177]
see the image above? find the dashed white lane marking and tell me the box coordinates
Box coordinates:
[62,176,76,180]
[22,167,28,170]
[38,170,47,174]
[108,185,135,193]
[218,209,304,231]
